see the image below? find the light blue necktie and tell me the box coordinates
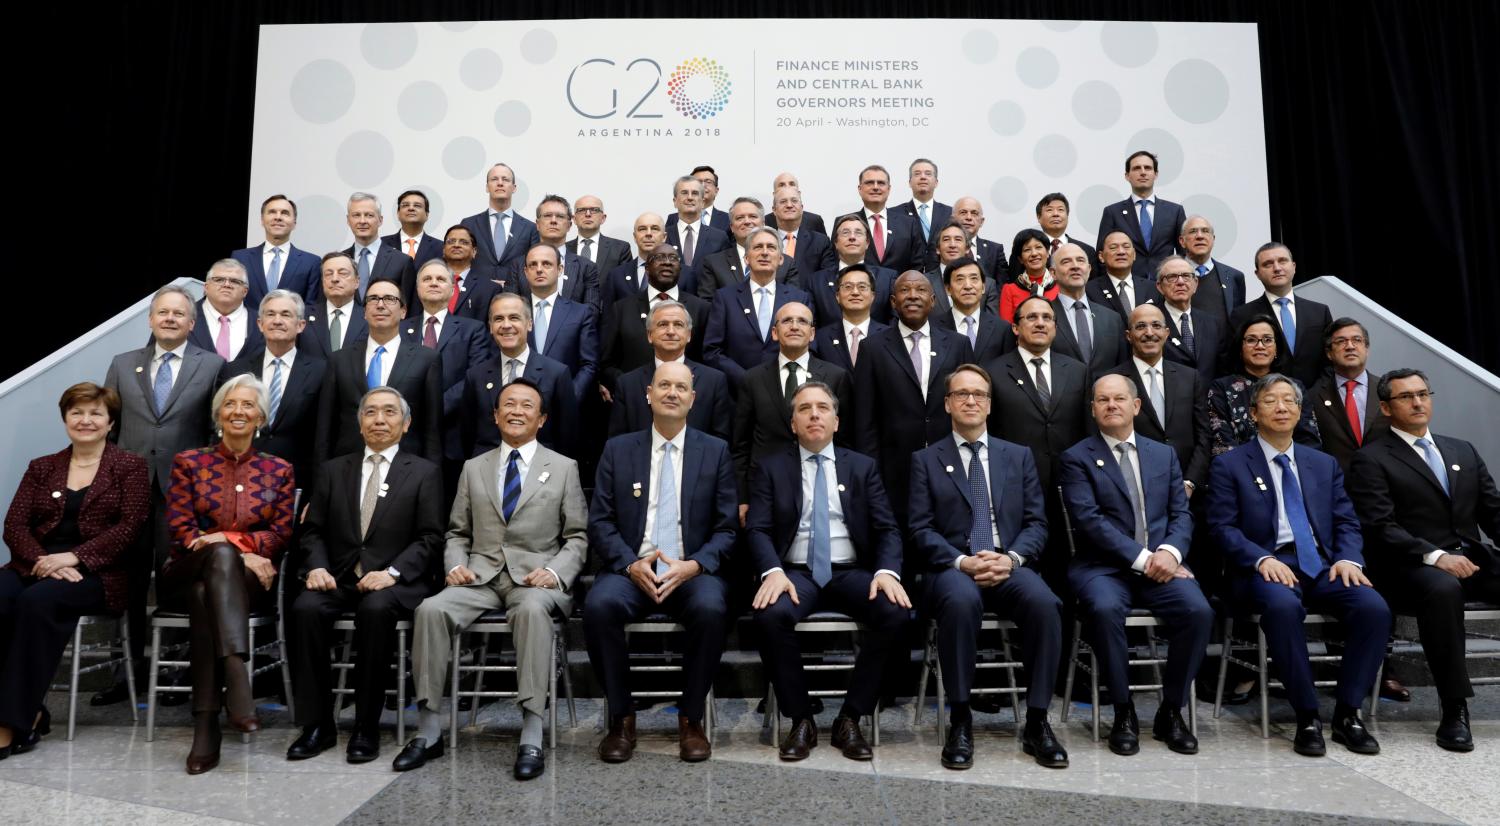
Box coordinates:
[1415,438,1450,495]
[153,353,175,414]
[1273,453,1323,577]
[493,212,509,260]
[963,316,977,348]
[1276,296,1296,345]
[366,345,385,390]
[1137,199,1153,248]
[918,203,931,237]
[357,247,371,298]
[267,358,284,425]
[809,454,832,587]
[534,299,550,355]
[267,247,283,292]
[756,287,772,340]
[652,442,680,575]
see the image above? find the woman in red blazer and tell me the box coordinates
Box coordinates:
[1,383,150,758]
[161,373,294,774]
[998,229,1060,323]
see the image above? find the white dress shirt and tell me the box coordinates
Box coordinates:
[398,231,424,258]
[489,208,515,249]
[152,342,188,395]
[1058,293,1092,345]
[897,320,934,399]
[420,308,449,342]
[777,351,811,392]
[1391,426,1451,566]
[842,317,871,345]
[950,306,981,340]
[862,208,890,253]
[1019,347,1054,395]
[762,444,900,581]
[205,303,249,360]
[353,240,382,272]
[650,285,681,304]
[953,434,1004,563]
[359,444,400,497]
[364,334,401,387]
[576,233,599,264]
[1134,354,1168,409]
[638,427,686,559]
[325,299,356,351]
[1130,194,1156,236]
[500,346,531,383]
[261,347,297,397]
[1268,290,1299,333]
[1100,431,1182,571]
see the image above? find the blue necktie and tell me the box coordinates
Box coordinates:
[1179,312,1196,356]
[357,247,371,298]
[153,353,175,414]
[756,287,772,340]
[1415,438,1450,495]
[1137,199,1153,248]
[267,247,283,292]
[493,212,509,260]
[918,203,931,237]
[809,454,832,587]
[534,299,550,355]
[1276,296,1296,346]
[502,449,521,521]
[652,442,680,575]
[267,358,284,425]
[1195,264,1208,278]
[366,345,385,390]
[1273,453,1322,577]
[964,441,991,555]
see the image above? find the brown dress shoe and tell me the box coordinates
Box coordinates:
[1380,677,1412,703]
[679,716,711,762]
[599,714,637,763]
[830,716,873,760]
[779,717,818,761]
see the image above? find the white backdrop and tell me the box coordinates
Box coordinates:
[250,19,1267,270]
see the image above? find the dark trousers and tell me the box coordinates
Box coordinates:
[928,565,1064,711]
[290,579,422,731]
[125,486,171,663]
[753,568,908,719]
[582,572,728,722]
[158,544,269,713]
[0,568,107,732]
[1231,560,1391,710]
[1375,563,1500,700]
[1075,570,1214,708]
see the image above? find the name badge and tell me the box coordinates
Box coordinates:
[1255,476,1268,491]
[632,481,643,498]
[1452,464,1461,471]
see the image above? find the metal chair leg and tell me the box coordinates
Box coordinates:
[397,627,408,743]
[999,626,1023,722]
[557,627,577,727]
[1214,616,1233,719]
[1062,621,1081,724]
[768,681,779,744]
[1369,658,1384,724]
[1257,625,1271,739]
[121,621,139,723]
[469,633,492,728]
[1145,626,1166,705]
[913,637,931,728]
[449,631,463,748]
[146,625,163,742]
[67,623,83,741]
[935,654,947,743]
[548,628,558,749]
[242,622,256,744]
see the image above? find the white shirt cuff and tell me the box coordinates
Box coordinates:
[761,566,785,580]
[1131,549,1152,572]
[447,563,464,574]
[544,566,563,588]
[953,556,967,571]
[1422,550,1447,566]
[1159,545,1183,563]
[874,569,900,581]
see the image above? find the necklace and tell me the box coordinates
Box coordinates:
[70,457,101,467]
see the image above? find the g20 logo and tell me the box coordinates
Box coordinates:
[567,57,732,120]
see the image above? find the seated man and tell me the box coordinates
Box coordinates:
[288,387,445,764]
[747,381,909,762]
[397,378,588,779]
[1060,374,1213,757]
[910,364,1066,769]
[584,362,738,763]
[1207,373,1387,757]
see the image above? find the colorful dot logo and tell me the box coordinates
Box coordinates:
[667,57,732,120]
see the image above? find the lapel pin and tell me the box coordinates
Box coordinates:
[1451,464,1460,471]
[640,313,648,320]
[1323,399,1332,406]
[944,465,954,473]
[1104,290,1114,299]
[406,327,414,335]
[377,491,387,498]
[234,484,244,492]
[827,281,835,288]
[837,483,846,492]
[380,483,389,491]
[743,307,752,314]
[538,471,551,484]
[1016,379,1024,386]
[1096,459,1105,468]
[1122,209,1129,215]
[135,366,144,373]
[485,382,494,390]
[1171,337,1181,346]
[632,481,642,497]
[51,490,62,498]
[832,339,841,346]
[309,315,317,322]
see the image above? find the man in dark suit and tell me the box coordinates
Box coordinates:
[1095,151,1187,278]
[1060,373,1213,757]
[599,246,709,395]
[569,195,634,276]
[1229,243,1333,389]
[519,245,597,402]
[703,228,813,392]
[894,158,951,252]
[853,271,976,529]
[1152,256,1225,388]
[1088,231,1161,320]
[932,258,1007,363]
[343,192,417,303]
[858,165,927,274]
[1178,216,1246,328]
[381,189,444,269]
[499,195,602,309]
[748,381,909,761]
[602,213,700,306]
[771,171,828,236]
[609,300,732,441]
[811,265,888,376]
[187,260,263,362]
[436,225,505,323]
[771,187,836,277]
[910,364,1068,770]
[1032,193,1099,280]
[952,197,1008,283]
[585,362,738,763]
[668,165,732,233]
[315,279,441,465]
[1051,242,1125,377]
[665,176,731,273]
[299,252,368,360]
[1114,303,1212,498]
[808,214,897,327]
[217,289,327,491]
[460,163,540,271]
[697,197,802,302]
[1207,373,1387,757]
[460,293,577,458]
[232,194,322,305]
[928,223,1001,319]
[1308,319,1389,470]
[1347,368,1500,752]
[287,387,445,763]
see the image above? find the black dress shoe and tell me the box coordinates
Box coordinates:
[969,695,1006,715]
[90,682,132,707]
[1020,720,1069,768]
[1436,703,1474,753]
[940,718,974,770]
[1109,706,1140,756]
[779,717,817,761]
[513,744,546,780]
[1293,719,1326,757]
[392,737,444,771]
[346,731,380,764]
[286,725,337,760]
[8,729,41,756]
[1331,713,1380,755]
[1152,707,1199,755]
[830,716,872,761]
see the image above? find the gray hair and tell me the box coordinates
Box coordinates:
[746,226,781,248]
[259,288,306,319]
[211,373,271,435]
[649,299,693,333]
[416,258,454,280]
[358,386,412,424]
[206,258,249,282]
[1250,372,1304,407]
[909,157,939,178]
[1155,254,1197,281]
[348,191,383,214]
[152,284,197,311]
[673,175,702,197]
[1092,373,1139,401]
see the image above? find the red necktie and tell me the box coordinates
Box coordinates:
[658,292,671,302]
[448,273,462,313]
[1050,238,1061,253]
[423,316,439,348]
[1344,380,1362,445]
[872,214,885,261]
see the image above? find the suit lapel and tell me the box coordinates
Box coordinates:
[131,347,158,417]
[343,455,365,537]
[936,438,972,508]
[735,282,762,340]
[1090,438,1131,501]
[834,452,853,527]
[162,348,205,414]
[384,341,416,389]
[1387,437,1448,497]
[512,448,552,516]
[679,431,704,540]
[1247,446,1280,520]
[1007,353,1049,416]
[364,454,410,538]
[884,328,923,391]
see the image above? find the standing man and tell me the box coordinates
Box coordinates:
[1051,242,1125,377]
[460,293,577,458]
[666,165,731,233]
[1096,150,1187,278]
[188,259,263,362]
[895,158,950,251]
[932,256,1007,363]
[665,176,730,273]
[1113,304,1212,503]
[441,225,503,322]
[952,197,1007,282]
[1177,215,1245,328]
[926,223,999,319]
[1152,256,1225,388]
[568,195,634,276]
[808,214,898,327]
[702,228,813,392]
[599,246,709,394]
[521,245,598,403]
[1088,231,1161,321]
[1229,243,1333,389]
[382,189,444,269]
[811,264,888,376]
[857,165,927,274]
[232,194,322,305]
[461,163,540,270]
[1028,193,1097,279]
[602,213,697,306]
[299,252,368,360]
[608,300,733,440]
[502,195,601,309]
[1308,319,1389,470]
[771,187,836,277]
[698,197,800,301]
[343,192,417,303]
[771,171,828,235]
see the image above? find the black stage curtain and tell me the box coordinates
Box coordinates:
[9,1,1496,380]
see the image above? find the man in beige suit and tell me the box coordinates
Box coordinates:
[395,377,588,780]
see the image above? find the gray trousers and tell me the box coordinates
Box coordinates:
[412,572,570,716]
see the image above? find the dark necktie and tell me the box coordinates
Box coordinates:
[1179,311,1196,356]
[682,225,696,268]
[423,317,438,348]
[784,361,800,400]
[1138,200,1153,248]
[965,441,991,554]
[1273,453,1322,576]
[502,449,521,521]
[1030,357,1051,407]
[1072,300,1092,365]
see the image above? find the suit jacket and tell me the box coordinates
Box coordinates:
[1110,359,1212,488]
[297,300,368,361]
[1229,293,1333,389]
[1050,294,1126,378]
[973,237,1009,283]
[3,443,150,612]
[568,234,634,277]
[1189,259,1247,328]
[609,360,733,442]
[925,265,1001,319]
[745,447,901,575]
[342,243,417,304]
[1346,430,1500,573]
[1306,373,1390,471]
[933,307,1009,364]
[588,428,738,575]
[299,449,445,603]
[702,279,814,390]
[862,208,927,274]
[461,210,541,269]
[1086,273,1161,321]
[602,258,701,309]
[811,319,888,376]
[217,346,328,490]
[667,207,731,234]
[1207,441,1364,574]
[895,199,951,256]
[104,343,225,496]
[381,231,444,270]
[696,247,802,303]
[524,296,599,401]
[780,227,837,279]
[1060,434,1193,587]
[1154,300,1225,388]
[982,349,1091,493]
[1096,197,1187,278]
[731,356,853,501]
[400,312,493,461]
[233,243,322,306]
[809,265,897,327]
[315,338,442,464]
[184,300,264,363]
[444,444,588,590]
[598,290,709,392]
[500,252,602,310]
[449,262,506,323]
[666,222,731,272]
[459,352,577,458]
[908,436,1049,569]
[798,211,828,237]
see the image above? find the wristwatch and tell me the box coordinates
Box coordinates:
[1007,550,1024,568]
[384,566,401,579]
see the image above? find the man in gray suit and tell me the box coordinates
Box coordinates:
[397,378,588,780]
[100,284,225,702]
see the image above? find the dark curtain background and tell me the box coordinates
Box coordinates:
[9,0,1497,381]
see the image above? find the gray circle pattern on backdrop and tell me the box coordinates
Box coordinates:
[520,29,558,64]
[1164,59,1231,124]
[494,101,532,137]
[360,23,419,70]
[990,177,1029,214]
[988,101,1025,136]
[1101,21,1159,68]
[439,21,476,32]
[1016,48,1060,89]
[963,30,999,64]
[335,131,395,189]
[291,194,347,256]
[442,137,487,180]
[289,60,355,124]
[1033,134,1079,178]
[512,180,530,214]
[1125,128,1185,187]
[397,81,448,131]
[1072,81,1123,130]
[1043,20,1081,32]
[459,48,503,91]
[1077,185,1127,241]
[1181,194,1238,259]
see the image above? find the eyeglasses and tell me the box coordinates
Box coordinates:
[946,390,991,402]
[836,228,867,238]
[1182,227,1214,237]
[1387,390,1435,404]
[575,207,604,216]
[1243,336,1276,348]
[207,276,247,287]
[444,238,474,246]
[1016,313,1054,323]
[1131,321,1168,331]
[838,283,872,294]
[1330,336,1367,348]
[366,295,403,307]
[776,317,813,328]
[1158,273,1194,283]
